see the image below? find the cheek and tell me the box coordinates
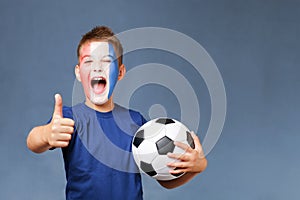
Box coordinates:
[107,62,119,98]
[79,69,90,88]
[109,63,118,83]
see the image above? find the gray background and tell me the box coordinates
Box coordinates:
[1,0,299,199]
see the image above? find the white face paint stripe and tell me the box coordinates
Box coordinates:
[90,42,109,56]
[88,42,118,105]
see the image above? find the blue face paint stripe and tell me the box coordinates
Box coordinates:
[108,43,119,99]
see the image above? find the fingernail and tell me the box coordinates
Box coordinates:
[190,131,196,136]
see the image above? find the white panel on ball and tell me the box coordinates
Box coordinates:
[132,117,194,181]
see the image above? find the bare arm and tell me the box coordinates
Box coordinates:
[158,172,203,189]
[27,94,74,153]
[158,132,207,189]
[27,124,53,153]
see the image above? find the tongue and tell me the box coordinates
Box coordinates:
[93,83,105,94]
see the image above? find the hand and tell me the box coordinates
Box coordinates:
[167,131,207,174]
[46,94,75,148]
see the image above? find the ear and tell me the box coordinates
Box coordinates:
[118,64,126,81]
[75,65,81,82]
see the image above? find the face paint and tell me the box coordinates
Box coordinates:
[107,44,119,99]
[78,41,119,105]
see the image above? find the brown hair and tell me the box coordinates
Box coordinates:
[77,26,123,65]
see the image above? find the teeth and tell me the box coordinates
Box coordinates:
[93,77,104,81]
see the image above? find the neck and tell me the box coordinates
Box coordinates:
[84,97,115,113]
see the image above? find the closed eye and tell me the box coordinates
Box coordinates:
[84,60,93,64]
[102,59,112,63]
[102,55,114,63]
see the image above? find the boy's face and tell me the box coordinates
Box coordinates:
[76,41,121,105]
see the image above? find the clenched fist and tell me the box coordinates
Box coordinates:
[47,94,75,148]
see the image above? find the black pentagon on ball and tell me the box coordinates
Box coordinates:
[133,130,144,148]
[140,161,157,177]
[186,131,195,149]
[156,136,175,155]
[155,118,175,125]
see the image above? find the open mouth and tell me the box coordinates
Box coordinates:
[91,77,107,94]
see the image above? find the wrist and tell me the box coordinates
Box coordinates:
[198,157,208,172]
[42,124,52,147]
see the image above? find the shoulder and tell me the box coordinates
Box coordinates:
[62,103,86,120]
[115,104,147,126]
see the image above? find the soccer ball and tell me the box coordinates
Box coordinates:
[132,118,195,181]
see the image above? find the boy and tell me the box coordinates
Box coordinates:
[27,26,207,199]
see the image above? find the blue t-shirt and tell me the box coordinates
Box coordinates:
[60,103,146,200]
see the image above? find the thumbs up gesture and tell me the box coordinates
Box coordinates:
[47,94,75,148]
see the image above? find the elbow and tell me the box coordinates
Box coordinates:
[157,180,178,189]
[26,135,38,153]
[26,132,33,151]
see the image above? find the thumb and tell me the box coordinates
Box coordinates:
[53,93,63,118]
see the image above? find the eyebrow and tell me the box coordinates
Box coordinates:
[103,55,115,59]
[80,55,91,62]
[80,54,116,63]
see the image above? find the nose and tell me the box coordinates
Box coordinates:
[92,63,103,72]
[93,68,102,72]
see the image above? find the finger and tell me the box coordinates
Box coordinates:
[51,124,74,134]
[174,141,193,153]
[191,131,205,157]
[53,94,63,118]
[57,126,74,134]
[167,161,189,169]
[59,118,75,126]
[169,168,186,174]
[56,133,72,141]
[51,141,69,148]
[49,132,72,141]
[167,152,190,161]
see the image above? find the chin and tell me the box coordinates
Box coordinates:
[90,93,109,106]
